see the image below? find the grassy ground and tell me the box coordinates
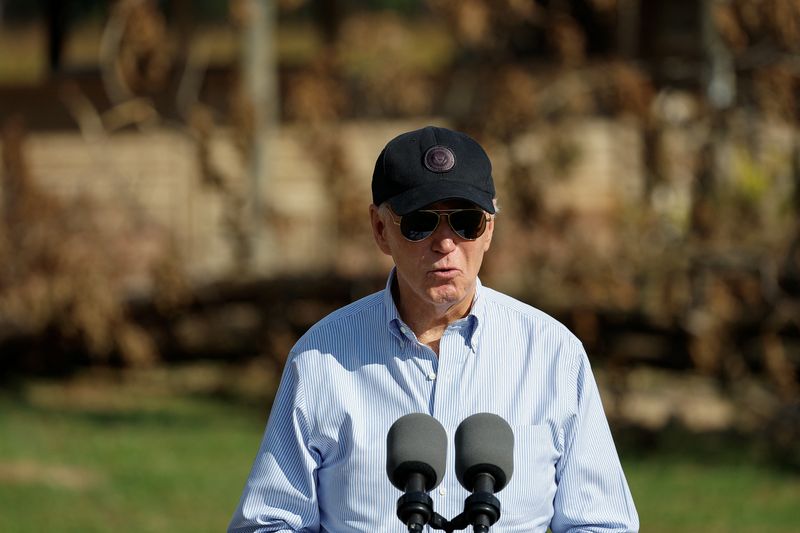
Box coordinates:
[0,369,798,533]
[0,369,267,533]
[625,452,800,532]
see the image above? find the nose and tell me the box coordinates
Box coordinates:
[430,217,457,253]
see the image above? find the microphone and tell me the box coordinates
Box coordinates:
[386,413,448,533]
[455,413,514,533]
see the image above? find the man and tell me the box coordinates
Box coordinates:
[228,126,639,532]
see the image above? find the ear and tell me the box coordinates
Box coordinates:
[370,204,392,256]
[482,216,495,252]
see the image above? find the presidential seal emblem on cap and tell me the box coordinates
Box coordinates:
[424,145,456,173]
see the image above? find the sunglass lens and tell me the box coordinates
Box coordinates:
[449,210,486,239]
[400,210,439,241]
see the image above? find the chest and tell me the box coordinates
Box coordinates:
[308,340,562,532]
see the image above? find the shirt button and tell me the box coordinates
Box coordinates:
[427,371,436,381]
[400,326,409,334]
[439,486,447,496]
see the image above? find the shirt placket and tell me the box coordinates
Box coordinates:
[395,322,438,414]
[428,322,473,526]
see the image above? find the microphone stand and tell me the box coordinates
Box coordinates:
[397,473,501,533]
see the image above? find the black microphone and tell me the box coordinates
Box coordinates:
[387,413,448,533]
[454,413,514,533]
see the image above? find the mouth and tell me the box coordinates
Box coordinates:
[428,267,460,279]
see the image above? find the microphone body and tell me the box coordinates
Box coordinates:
[386,413,448,532]
[455,413,515,532]
[387,412,514,533]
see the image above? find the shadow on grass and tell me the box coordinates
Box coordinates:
[2,387,268,432]
[613,419,800,475]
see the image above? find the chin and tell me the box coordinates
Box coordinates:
[428,287,463,305]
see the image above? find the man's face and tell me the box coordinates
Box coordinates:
[370,199,494,317]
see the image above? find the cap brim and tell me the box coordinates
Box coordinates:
[386,180,496,215]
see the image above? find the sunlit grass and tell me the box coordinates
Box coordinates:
[626,456,800,532]
[0,374,267,533]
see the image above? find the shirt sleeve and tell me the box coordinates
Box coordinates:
[550,344,639,533]
[228,354,321,533]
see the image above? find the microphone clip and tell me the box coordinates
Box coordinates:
[462,491,501,531]
[410,492,501,533]
[397,490,434,532]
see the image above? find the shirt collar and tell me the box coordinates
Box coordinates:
[382,268,484,351]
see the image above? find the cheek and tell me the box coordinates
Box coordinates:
[391,242,425,272]
[465,247,488,274]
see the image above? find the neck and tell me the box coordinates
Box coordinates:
[392,279,476,356]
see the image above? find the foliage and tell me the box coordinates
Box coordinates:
[418,0,800,407]
[0,117,172,371]
[1,1,799,430]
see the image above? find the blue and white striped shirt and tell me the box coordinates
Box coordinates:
[229,272,639,532]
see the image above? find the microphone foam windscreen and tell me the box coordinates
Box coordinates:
[386,413,447,491]
[455,413,514,492]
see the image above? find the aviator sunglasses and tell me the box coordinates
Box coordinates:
[389,207,491,242]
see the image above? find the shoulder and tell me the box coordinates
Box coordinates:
[479,286,583,347]
[289,290,385,356]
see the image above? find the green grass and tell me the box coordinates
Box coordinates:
[1,376,799,532]
[0,381,265,533]
[626,455,800,532]
[617,426,800,532]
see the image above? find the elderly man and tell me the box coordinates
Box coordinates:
[228,126,639,532]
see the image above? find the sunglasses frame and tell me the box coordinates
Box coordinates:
[388,207,492,242]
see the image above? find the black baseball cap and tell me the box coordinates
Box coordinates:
[371,126,496,215]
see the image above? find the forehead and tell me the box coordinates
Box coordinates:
[421,198,482,210]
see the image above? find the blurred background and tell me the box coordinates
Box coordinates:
[1,0,799,531]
